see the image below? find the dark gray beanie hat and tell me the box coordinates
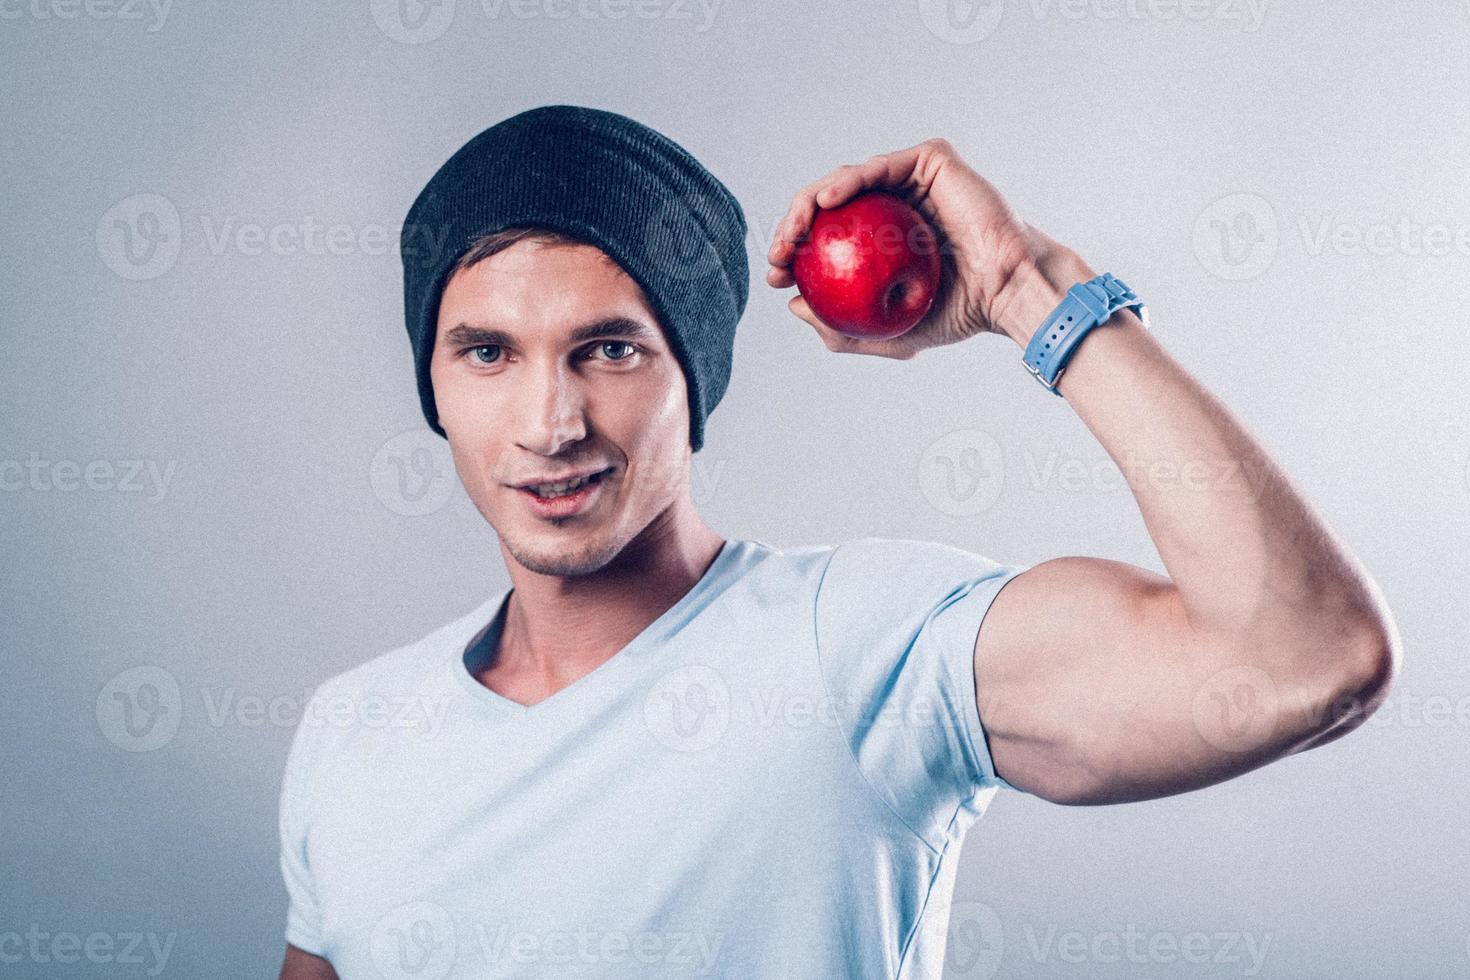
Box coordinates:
[400,104,749,453]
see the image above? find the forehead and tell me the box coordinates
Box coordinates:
[437,240,658,330]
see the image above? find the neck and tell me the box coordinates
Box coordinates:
[493,507,726,682]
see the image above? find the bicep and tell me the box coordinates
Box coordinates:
[280,943,338,980]
[973,556,1316,805]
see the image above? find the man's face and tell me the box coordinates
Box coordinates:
[430,240,694,577]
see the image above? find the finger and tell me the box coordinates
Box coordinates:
[767,176,829,267]
[788,295,914,359]
[766,263,795,289]
[769,141,936,268]
[814,144,927,210]
[787,293,822,330]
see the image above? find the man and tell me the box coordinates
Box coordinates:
[278,105,1398,980]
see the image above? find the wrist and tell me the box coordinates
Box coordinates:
[989,247,1098,348]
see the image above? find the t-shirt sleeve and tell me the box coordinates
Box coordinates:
[279,697,327,956]
[813,536,1030,850]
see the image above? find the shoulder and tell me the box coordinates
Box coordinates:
[288,597,495,756]
[813,536,1026,650]
[321,595,497,695]
[817,535,1012,592]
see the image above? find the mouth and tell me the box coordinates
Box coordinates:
[512,466,615,497]
[510,466,615,519]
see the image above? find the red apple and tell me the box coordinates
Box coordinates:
[792,190,942,340]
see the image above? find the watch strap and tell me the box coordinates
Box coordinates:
[1021,273,1146,396]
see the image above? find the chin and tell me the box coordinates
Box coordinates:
[501,524,626,578]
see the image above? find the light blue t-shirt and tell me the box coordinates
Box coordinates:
[279,536,1029,979]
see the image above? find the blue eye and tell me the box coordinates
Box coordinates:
[590,341,638,362]
[461,342,638,367]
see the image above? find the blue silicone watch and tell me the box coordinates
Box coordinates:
[1021,273,1147,395]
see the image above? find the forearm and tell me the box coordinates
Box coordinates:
[989,244,1399,676]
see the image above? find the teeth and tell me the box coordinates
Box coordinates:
[529,471,601,498]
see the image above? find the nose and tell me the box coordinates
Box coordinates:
[514,360,588,457]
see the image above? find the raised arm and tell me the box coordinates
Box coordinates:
[766,138,1399,806]
[972,243,1396,803]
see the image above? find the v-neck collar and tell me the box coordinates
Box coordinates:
[446,538,745,719]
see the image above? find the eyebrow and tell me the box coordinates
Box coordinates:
[441,317,658,349]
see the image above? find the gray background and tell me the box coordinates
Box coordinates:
[3,0,1467,977]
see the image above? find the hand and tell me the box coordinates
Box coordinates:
[766,137,1066,357]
